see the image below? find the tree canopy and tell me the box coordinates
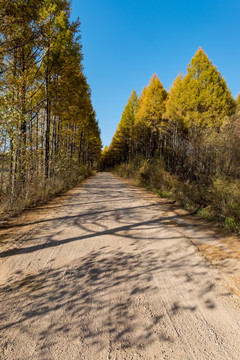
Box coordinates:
[0,0,101,213]
[166,48,236,131]
[103,48,238,186]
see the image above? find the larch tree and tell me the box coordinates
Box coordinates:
[236,93,240,112]
[0,0,44,194]
[117,89,138,162]
[103,90,138,167]
[166,48,236,133]
[134,74,168,157]
[0,0,102,214]
[102,48,240,218]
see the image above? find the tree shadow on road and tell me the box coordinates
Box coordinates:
[0,173,235,359]
[0,242,221,359]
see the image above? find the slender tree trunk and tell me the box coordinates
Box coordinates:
[45,60,50,179]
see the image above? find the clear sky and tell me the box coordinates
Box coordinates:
[70,0,240,148]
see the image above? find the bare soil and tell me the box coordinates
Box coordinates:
[0,172,240,360]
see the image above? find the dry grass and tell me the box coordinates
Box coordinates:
[113,158,240,233]
[0,166,93,221]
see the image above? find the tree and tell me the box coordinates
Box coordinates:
[0,0,102,214]
[166,48,236,132]
[104,90,138,166]
[134,74,168,157]
[117,90,138,162]
[0,0,44,193]
[236,93,240,112]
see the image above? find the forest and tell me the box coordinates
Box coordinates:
[1,0,240,232]
[0,0,102,217]
[102,48,240,231]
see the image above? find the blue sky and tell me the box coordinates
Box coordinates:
[71,0,240,147]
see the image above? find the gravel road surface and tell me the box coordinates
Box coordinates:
[0,172,240,360]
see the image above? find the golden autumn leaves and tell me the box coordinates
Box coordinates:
[103,47,237,167]
[0,0,101,215]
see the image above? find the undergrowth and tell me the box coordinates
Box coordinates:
[0,166,93,220]
[113,158,240,233]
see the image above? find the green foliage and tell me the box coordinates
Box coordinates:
[197,206,215,220]
[224,217,239,232]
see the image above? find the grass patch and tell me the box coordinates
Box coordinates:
[146,186,171,199]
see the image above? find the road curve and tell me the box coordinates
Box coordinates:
[0,172,240,360]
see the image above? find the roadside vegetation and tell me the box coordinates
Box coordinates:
[0,0,102,218]
[102,48,240,232]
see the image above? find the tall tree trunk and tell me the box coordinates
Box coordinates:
[19,47,27,188]
[45,59,50,179]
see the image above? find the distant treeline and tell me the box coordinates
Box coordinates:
[0,0,101,216]
[102,48,240,231]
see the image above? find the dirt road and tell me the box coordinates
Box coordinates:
[1,173,240,360]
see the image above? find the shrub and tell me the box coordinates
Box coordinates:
[113,159,240,232]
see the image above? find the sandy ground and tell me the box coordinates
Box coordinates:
[0,172,240,360]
